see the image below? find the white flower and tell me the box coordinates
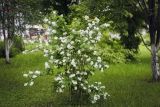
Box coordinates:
[67,44,73,49]
[60,37,67,43]
[60,51,64,55]
[91,40,95,43]
[76,71,80,74]
[62,59,66,63]
[35,70,41,75]
[72,29,77,34]
[29,71,33,75]
[94,94,100,101]
[77,77,82,81]
[90,61,94,66]
[74,86,77,90]
[82,86,87,90]
[61,85,65,88]
[98,32,102,37]
[69,74,75,78]
[101,68,104,72]
[104,92,109,99]
[66,70,70,74]
[23,74,28,78]
[101,86,105,89]
[54,60,59,64]
[110,33,121,40]
[83,72,87,75]
[102,23,110,28]
[89,30,94,36]
[77,50,81,54]
[94,17,100,23]
[91,100,96,104]
[44,18,48,22]
[98,82,101,85]
[58,88,63,93]
[80,83,84,87]
[96,36,101,41]
[24,83,28,86]
[54,37,58,40]
[29,81,34,86]
[32,75,37,79]
[93,51,97,55]
[99,64,102,68]
[92,21,96,25]
[44,49,49,54]
[52,30,57,34]
[84,15,89,20]
[45,62,50,69]
[71,59,76,67]
[105,64,109,68]
[86,57,91,62]
[89,47,93,50]
[50,56,54,60]
[67,53,71,57]
[63,32,67,35]
[51,22,57,26]
[94,63,98,68]
[72,80,77,85]
[71,41,74,44]
[88,23,92,28]
[55,76,62,81]
[97,57,102,62]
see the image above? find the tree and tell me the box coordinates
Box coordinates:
[84,0,160,81]
[0,0,16,63]
[41,0,81,15]
[0,0,44,63]
[148,0,160,80]
[85,0,146,51]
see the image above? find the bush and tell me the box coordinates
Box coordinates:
[12,36,25,51]
[0,36,25,58]
[98,32,138,63]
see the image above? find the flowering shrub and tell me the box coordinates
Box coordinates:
[23,11,110,105]
[43,12,110,104]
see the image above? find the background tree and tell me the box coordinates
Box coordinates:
[84,0,146,51]
[0,0,44,63]
[83,0,160,81]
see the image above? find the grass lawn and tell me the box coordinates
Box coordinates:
[0,45,160,107]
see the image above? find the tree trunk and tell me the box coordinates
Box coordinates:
[4,38,10,63]
[151,44,160,80]
[148,0,160,81]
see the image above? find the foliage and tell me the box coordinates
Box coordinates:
[83,0,146,51]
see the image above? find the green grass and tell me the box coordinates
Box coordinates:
[0,46,160,107]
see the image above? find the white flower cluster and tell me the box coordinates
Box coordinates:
[88,82,110,104]
[110,33,121,40]
[54,73,65,93]
[44,14,109,104]
[23,70,41,86]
